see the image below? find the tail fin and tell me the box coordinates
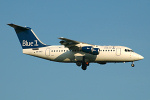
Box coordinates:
[8,24,47,49]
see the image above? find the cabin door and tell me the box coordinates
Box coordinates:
[116,48,121,56]
[45,48,50,56]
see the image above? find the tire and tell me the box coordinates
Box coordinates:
[131,64,134,67]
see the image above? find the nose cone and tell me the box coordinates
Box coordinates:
[139,55,144,60]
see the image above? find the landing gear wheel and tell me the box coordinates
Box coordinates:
[76,62,82,67]
[82,66,87,70]
[81,62,87,70]
[131,62,135,67]
[81,56,89,70]
[131,64,135,67]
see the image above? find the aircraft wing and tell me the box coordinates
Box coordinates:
[58,37,93,50]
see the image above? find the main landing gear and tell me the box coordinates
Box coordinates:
[76,61,89,70]
[76,56,89,70]
[81,62,89,70]
[131,62,135,67]
[82,56,89,70]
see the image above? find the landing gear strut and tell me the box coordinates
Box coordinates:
[81,56,89,70]
[82,62,87,70]
[131,62,135,67]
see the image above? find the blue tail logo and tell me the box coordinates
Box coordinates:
[8,24,48,49]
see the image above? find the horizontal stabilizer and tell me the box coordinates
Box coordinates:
[7,24,31,33]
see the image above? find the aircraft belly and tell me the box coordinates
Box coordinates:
[95,53,132,62]
[52,52,74,62]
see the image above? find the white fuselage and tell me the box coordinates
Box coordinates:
[8,23,144,70]
[23,45,143,63]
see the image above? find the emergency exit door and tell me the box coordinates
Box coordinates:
[45,48,50,56]
[116,48,121,56]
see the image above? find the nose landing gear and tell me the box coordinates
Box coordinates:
[131,62,135,67]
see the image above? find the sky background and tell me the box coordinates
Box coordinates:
[0,0,150,100]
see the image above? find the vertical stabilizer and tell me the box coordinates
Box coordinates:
[8,24,47,49]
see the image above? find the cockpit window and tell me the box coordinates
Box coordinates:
[125,49,134,52]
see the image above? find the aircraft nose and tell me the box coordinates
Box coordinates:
[139,55,144,60]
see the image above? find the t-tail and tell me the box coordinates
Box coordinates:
[8,24,47,49]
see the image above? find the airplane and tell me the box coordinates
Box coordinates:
[8,23,144,70]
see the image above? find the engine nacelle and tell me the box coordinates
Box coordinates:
[82,46,93,53]
[81,46,100,55]
[92,48,100,55]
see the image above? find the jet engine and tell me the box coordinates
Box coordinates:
[81,46,100,55]
[92,48,100,55]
